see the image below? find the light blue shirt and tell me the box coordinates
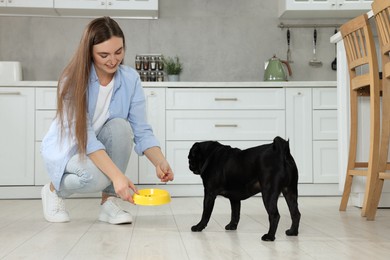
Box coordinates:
[41,64,159,190]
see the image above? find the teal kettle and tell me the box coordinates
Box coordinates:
[264,55,292,81]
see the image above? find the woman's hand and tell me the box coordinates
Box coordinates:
[112,174,138,204]
[156,160,174,182]
[143,147,174,183]
[89,150,139,204]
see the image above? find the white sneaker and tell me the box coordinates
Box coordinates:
[98,197,133,224]
[41,183,70,223]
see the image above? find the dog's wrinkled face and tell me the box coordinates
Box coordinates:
[188,141,220,175]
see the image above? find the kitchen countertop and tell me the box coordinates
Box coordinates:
[0,81,336,88]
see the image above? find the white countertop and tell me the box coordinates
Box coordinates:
[0,81,336,88]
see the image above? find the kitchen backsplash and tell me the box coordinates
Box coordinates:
[0,0,348,82]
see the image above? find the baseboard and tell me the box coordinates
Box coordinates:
[350,192,390,208]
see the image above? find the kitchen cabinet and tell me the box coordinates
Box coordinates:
[54,0,157,9]
[286,88,338,184]
[0,88,34,185]
[0,0,53,8]
[0,0,158,18]
[0,0,56,16]
[35,87,56,185]
[286,88,313,183]
[312,88,338,183]
[54,0,158,18]
[138,88,166,184]
[165,88,286,184]
[279,0,372,19]
[165,87,338,186]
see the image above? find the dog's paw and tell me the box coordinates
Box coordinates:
[285,229,299,236]
[225,223,237,230]
[261,234,275,242]
[191,224,205,232]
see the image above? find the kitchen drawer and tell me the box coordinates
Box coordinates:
[313,88,337,110]
[313,141,339,183]
[313,110,337,140]
[166,140,271,184]
[166,88,285,110]
[36,87,57,110]
[36,111,56,141]
[166,110,285,140]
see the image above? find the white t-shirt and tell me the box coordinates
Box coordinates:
[92,78,114,134]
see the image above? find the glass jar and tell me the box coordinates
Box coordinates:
[157,56,164,70]
[142,56,149,70]
[150,56,157,70]
[150,71,157,82]
[157,71,164,82]
[135,55,142,70]
[140,71,149,81]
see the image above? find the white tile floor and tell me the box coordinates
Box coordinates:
[1,196,390,260]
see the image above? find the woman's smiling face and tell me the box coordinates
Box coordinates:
[92,36,125,81]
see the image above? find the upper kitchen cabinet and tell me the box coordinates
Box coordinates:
[279,0,372,19]
[0,0,52,7]
[0,0,57,15]
[54,0,159,19]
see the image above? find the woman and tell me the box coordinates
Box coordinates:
[41,17,174,224]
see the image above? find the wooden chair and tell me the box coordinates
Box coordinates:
[366,0,390,220]
[339,13,381,217]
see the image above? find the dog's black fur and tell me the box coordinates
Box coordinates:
[188,136,301,241]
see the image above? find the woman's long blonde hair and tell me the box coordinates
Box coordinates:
[57,17,125,155]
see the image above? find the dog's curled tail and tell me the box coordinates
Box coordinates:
[272,136,290,154]
[272,136,299,183]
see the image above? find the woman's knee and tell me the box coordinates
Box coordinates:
[60,157,112,196]
[98,118,133,148]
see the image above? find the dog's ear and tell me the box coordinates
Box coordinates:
[189,142,201,160]
[188,142,204,175]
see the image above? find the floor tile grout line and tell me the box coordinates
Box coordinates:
[171,201,192,260]
[125,203,139,259]
[62,218,98,259]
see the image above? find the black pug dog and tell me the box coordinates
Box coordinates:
[188,136,301,241]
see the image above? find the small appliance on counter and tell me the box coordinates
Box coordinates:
[135,54,165,82]
[0,61,23,81]
[264,55,292,81]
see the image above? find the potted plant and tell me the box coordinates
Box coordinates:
[162,55,183,81]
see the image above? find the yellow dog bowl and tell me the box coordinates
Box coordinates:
[133,189,171,206]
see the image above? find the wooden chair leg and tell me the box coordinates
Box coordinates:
[340,93,359,211]
[366,179,384,220]
[361,90,380,217]
[340,174,353,211]
[366,83,390,220]
[362,166,379,217]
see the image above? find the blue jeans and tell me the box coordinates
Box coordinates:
[57,118,133,198]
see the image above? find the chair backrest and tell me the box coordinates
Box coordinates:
[372,0,390,81]
[340,14,380,95]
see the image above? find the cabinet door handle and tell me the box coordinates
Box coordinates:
[0,91,21,95]
[214,98,238,101]
[215,124,238,128]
